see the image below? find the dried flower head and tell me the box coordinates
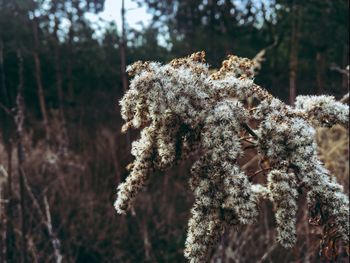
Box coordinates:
[115,51,349,262]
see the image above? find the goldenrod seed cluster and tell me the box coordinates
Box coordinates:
[114,52,349,262]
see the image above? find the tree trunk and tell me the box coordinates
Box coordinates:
[0,39,9,104]
[120,0,131,150]
[0,39,16,263]
[32,17,50,143]
[289,1,301,105]
[15,48,27,263]
[120,0,128,94]
[5,142,13,263]
[316,52,325,95]
[0,166,7,263]
[342,44,349,94]
[67,14,74,102]
[53,17,69,153]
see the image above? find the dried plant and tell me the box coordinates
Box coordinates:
[114,52,349,262]
[317,125,349,194]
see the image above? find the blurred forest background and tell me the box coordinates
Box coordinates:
[0,0,349,262]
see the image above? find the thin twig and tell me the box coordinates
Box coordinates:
[241,123,259,140]
[330,64,349,77]
[43,195,63,263]
[241,155,260,170]
[340,93,349,104]
[0,102,12,116]
[249,107,258,112]
[21,173,63,263]
[243,144,258,150]
[258,243,278,263]
[249,168,271,178]
[240,138,257,144]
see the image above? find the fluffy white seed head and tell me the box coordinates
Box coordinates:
[115,51,350,262]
